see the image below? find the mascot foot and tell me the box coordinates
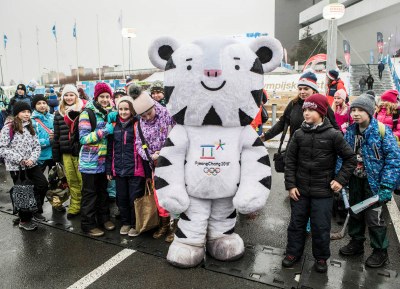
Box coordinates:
[206,233,245,261]
[167,241,205,268]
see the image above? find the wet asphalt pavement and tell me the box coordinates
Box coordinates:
[0,148,400,289]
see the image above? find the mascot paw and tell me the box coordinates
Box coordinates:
[206,233,245,261]
[233,195,266,215]
[159,188,190,214]
[167,241,205,268]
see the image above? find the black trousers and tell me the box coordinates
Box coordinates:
[40,159,55,174]
[378,70,383,80]
[115,176,145,227]
[367,83,373,90]
[286,194,333,260]
[81,173,110,231]
[10,166,48,222]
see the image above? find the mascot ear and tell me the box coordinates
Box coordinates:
[249,36,283,73]
[148,36,181,70]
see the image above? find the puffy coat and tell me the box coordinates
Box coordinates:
[334,104,353,133]
[338,118,400,199]
[31,110,54,163]
[47,93,59,114]
[375,108,400,139]
[264,98,339,140]
[106,117,145,178]
[0,120,41,171]
[285,118,356,198]
[78,101,110,174]
[52,98,86,162]
[327,78,346,98]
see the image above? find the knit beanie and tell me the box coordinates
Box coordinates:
[31,94,47,109]
[117,95,135,110]
[327,69,339,80]
[13,101,32,116]
[350,93,376,117]
[16,84,26,94]
[150,80,164,94]
[132,92,155,114]
[94,82,113,100]
[334,89,347,101]
[298,71,319,92]
[114,88,127,98]
[61,84,79,101]
[380,89,399,104]
[302,93,328,117]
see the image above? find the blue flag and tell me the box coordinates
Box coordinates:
[52,25,57,39]
[73,23,77,38]
[3,34,7,49]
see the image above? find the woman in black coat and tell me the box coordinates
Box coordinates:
[262,71,339,141]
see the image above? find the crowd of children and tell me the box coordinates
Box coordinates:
[1,75,400,274]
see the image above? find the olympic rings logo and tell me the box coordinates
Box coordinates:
[203,167,221,176]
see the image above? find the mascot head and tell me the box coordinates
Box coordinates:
[148,36,282,127]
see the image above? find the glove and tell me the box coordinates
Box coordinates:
[378,185,392,205]
[104,123,114,135]
[107,111,118,123]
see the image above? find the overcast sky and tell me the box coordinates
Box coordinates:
[0,0,276,84]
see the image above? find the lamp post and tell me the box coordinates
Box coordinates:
[121,28,136,78]
[323,1,345,72]
[0,55,4,86]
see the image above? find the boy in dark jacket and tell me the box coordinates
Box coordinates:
[339,93,400,268]
[283,93,356,273]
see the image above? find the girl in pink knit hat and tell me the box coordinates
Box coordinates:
[374,89,400,141]
[332,89,352,134]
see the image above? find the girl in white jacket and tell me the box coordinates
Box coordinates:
[0,101,48,231]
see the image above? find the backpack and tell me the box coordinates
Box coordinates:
[69,108,97,157]
[377,121,400,147]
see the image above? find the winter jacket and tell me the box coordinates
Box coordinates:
[375,108,400,140]
[106,117,145,178]
[0,92,10,111]
[327,79,346,98]
[367,76,374,84]
[264,98,339,140]
[378,63,385,72]
[0,120,41,171]
[78,101,110,174]
[285,118,356,198]
[135,101,175,161]
[31,110,54,163]
[359,78,367,86]
[334,104,353,133]
[52,98,86,162]
[338,118,400,199]
[7,94,32,115]
[47,93,59,114]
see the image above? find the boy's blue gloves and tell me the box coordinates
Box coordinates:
[107,111,118,123]
[378,185,392,204]
[104,123,114,135]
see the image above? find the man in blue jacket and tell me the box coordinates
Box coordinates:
[339,93,400,268]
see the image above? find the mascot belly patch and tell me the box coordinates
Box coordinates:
[149,35,282,268]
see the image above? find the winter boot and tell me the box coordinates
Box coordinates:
[153,217,170,239]
[314,259,328,273]
[282,255,299,268]
[339,239,364,256]
[165,219,178,243]
[365,249,388,268]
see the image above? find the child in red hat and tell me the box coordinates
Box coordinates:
[375,89,400,141]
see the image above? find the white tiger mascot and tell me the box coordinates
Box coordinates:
[148,35,283,268]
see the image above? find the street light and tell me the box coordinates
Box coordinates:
[0,55,4,86]
[121,28,136,77]
[323,2,346,72]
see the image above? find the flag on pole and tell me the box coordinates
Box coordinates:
[3,34,7,49]
[377,32,383,54]
[36,27,39,45]
[52,24,57,40]
[343,40,351,66]
[73,22,77,38]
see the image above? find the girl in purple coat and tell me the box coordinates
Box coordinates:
[133,91,177,242]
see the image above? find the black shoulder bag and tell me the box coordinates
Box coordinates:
[273,121,289,173]
[9,167,37,214]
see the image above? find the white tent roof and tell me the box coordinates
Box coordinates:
[143,72,164,83]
